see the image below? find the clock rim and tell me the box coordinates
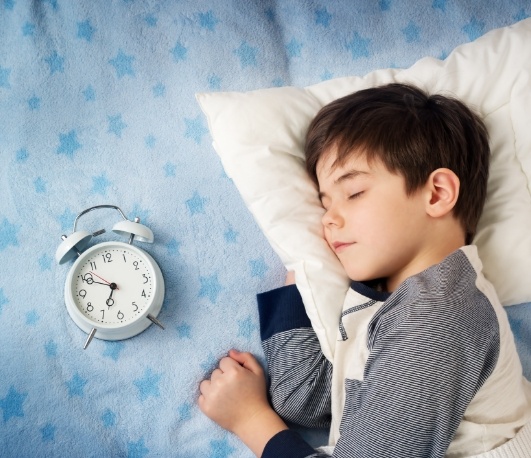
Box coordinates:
[64,241,165,341]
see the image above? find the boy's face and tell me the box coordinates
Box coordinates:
[317,148,431,292]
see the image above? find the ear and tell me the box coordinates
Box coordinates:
[424,168,460,218]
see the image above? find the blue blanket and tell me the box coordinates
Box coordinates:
[1,1,530,457]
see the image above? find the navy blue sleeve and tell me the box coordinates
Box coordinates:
[257,284,333,431]
[263,430,329,458]
[257,284,312,340]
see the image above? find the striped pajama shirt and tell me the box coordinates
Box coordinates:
[258,246,531,457]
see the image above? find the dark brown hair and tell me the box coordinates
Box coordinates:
[305,83,490,243]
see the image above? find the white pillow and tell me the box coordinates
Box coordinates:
[197,19,531,361]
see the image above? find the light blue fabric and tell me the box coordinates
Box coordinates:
[0,1,530,456]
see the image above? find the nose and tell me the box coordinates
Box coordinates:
[321,205,343,227]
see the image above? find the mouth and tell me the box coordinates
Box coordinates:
[332,241,354,253]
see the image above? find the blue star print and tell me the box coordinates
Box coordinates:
[109,50,135,78]
[234,42,258,68]
[91,174,112,196]
[164,162,176,177]
[238,316,257,339]
[199,11,219,31]
[224,226,238,243]
[103,341,125,361]
[209,437,236,458]
[152,82,165,97]
[57,207,76,231]
[28,96,41,110]
[178,402,192,421]
[176,322,191,338]
[462,17,485,41]
[144,14,157,27]
[0,288,8,315]
[315,7,332,27]
[432,0,447,12]
[41,0,58,10]
[66,373,88,397]
[128,438,149,458]
[22,22,35,36]
[145,134,156,148]
[208,74,221,90]
[129,205,150,224]
[0,218,19,251]
[39,254,52,271]
[41,423,56,442]
[265,8,275,22]
[379,0,391,11]
[1,386,27,422]
[57,130,81,158]
[34,177,46,193]
[167,238,181,255]
[184,116,208,144]
[513,9,529,21]
[186,191,208,215]
[0,65,11,88]
[171,42,187,61]
[402,21,420,42]
[286,38,303,58]
[321,70,334,81]
[201,353,218,372]
[45,340,57,357]
[108,114,127,137]
[83,85,95,101]
[250,258,268,278]
[26,310,39,325]
[199,274,223,303]
[346,32,371,59]
[45,51,64,74]
[102,409,117,428]
[134,368,161,401]
[16,148,29,162]
[77,19,95,41]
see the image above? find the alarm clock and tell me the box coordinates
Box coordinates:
[55,205,165,349]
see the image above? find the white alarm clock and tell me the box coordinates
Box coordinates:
[56,205,165,349]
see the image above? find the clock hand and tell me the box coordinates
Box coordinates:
[106,288,115,307]
[90,271,119,290]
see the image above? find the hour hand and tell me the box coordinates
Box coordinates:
[90,272,119,290]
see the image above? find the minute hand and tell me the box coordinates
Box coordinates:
[90,271,119,290]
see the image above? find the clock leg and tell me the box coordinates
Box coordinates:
[147,314,165,330]
[84,328,97,349]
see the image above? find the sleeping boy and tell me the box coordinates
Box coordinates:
[198,83,531,457]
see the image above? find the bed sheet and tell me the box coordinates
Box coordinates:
[1,1,530,457]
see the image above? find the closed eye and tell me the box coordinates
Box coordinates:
[349,191,364,200]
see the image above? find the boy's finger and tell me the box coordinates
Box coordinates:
[229,349,263,374]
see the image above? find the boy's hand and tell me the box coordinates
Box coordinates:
[199,350,287,456]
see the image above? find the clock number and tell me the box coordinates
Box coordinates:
[123,253,127,262]
[133,261,140,271]
[142,274,149,284]
[102,252,113,263]
[106,298,114,307]
[79,289,87,298]
[87,302,93,312]
[132,302,138,312]
[90,261,97,271]
[117,311,124,320]
[81,273,93,284]
[141,290,146,298]
[100,310,105,319]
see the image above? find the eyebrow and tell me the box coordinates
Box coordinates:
[318,169,370,200]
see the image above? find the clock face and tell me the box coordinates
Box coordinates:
[69,243,156,326]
